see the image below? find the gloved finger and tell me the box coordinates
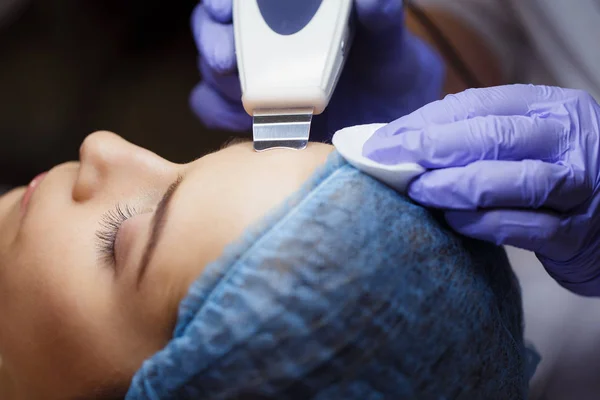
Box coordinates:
[408,160,589,212]
[192,4,236,74]
[364,115,565,167]
[190,83,251,132]
[382,84,578,130]
[203,0,233,23]
[444,209,562,254]
[198,58,242,103]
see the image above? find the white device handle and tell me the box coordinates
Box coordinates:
[233,0,354,116]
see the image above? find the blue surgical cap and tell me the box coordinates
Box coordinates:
[126,152,527,399]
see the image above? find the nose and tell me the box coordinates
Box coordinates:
[73,131,175,202]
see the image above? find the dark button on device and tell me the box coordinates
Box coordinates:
[257,0,324,36]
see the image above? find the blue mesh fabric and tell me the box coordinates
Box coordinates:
[126,152,526,400]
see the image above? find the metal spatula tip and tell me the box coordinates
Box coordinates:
[252,107,314,152]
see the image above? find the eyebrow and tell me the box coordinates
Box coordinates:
[136,175,184,287]
[220,136,251,149]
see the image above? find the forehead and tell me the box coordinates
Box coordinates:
[182,141,334,191]
[174,141,333,237]
[147,142,333,294]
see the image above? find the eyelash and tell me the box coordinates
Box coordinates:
[96,203,139,265]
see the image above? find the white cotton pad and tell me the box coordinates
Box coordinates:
[332,124,426,193]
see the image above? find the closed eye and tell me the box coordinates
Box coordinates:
[95,203,139,266]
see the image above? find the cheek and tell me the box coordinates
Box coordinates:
[0,224,124,392]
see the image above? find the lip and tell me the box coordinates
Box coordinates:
[21,172,48,213]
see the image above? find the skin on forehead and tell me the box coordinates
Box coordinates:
[0,132,334,399]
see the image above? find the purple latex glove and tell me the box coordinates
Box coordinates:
[363,84,600,297]
[190,0,444,141]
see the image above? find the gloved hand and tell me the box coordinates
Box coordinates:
[363,84,600,297]
[190,0,444,141]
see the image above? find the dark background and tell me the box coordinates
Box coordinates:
[0,0,231,188]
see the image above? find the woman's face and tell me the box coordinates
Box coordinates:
[0,131,333,399]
